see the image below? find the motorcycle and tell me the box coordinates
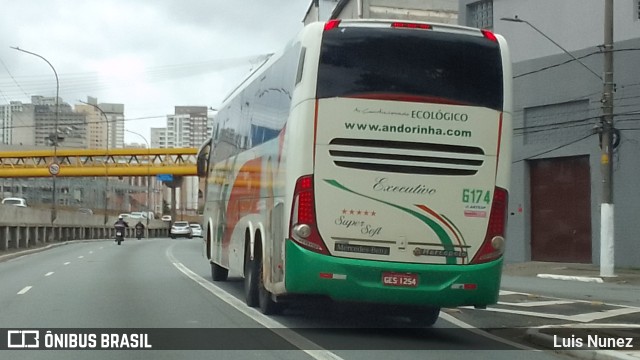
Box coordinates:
[115,227,125,245]
[135,227,144,240]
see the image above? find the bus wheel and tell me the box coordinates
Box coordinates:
[408,307,440,327]
[211,262,228,282]
[244,249,259,307]
[258,255,283,315]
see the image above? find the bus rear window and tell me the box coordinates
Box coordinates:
[317,27,504,111]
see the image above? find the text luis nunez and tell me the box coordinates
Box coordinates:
[554,334,635,349]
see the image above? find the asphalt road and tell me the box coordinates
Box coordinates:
[0,238,571,360]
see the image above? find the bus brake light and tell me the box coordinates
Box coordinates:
[290,175,329,254]
[391,22,432,30]
[470,187,508,264]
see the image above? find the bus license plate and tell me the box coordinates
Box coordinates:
[382,272,418,287]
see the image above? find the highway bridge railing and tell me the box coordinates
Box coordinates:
[0,205,170,252]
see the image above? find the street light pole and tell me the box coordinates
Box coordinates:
[11,47,59,223]
[125,129,151,237]
[79,100,110,225]
[500,17,602,81]
[501,13,616,276]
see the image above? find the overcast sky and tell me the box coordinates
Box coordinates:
[0,1,311,144]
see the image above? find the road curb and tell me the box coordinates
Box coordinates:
[0,239,111,263]
[525,326,640,360]
[0,242,70,263]
[537,273,604,283]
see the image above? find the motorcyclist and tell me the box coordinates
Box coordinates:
[115,215,129,228]
[135,221,145,239]
[114,216,129,242]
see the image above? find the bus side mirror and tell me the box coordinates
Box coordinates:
[196,138,212,178]
[197,153,207,177]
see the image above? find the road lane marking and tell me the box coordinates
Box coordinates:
[17,286,32,295]
[488,290,640,321]
[537,273,604,283]
[498,300,576,307]
[439,312,534,350]
[165,245,344,360]
[64,262,70,265]
[499,290,529,296]
[78,256,84,259]
[166,243,535,354]
[45,272,54,277]
[89,251,94,254]
[461,305,640,323]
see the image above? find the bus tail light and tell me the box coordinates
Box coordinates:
[290,175,329,254]
[470,187,508,264]
[324,19,341,31]
[481,29,498,42]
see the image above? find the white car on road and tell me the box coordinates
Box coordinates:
[189,223,203,238]
[2,197,28,207]
[170,221,192,239]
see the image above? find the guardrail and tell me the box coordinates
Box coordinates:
[0,205,170,252]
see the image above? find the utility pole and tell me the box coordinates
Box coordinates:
[600,0,615,277]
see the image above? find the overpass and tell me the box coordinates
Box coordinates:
[0,148,198,178]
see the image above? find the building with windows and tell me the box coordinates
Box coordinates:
[0,95,142,215]
[74,96,125,150]
[0,101,27,145]
[457,0,640,267]
[152,106,213,215]
[304,0,459,24]
[2,96,87,148]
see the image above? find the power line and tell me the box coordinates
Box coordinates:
[0,54,269,99]
[513,47,640,79]
[513,133,594,163]
[1,113,167,131]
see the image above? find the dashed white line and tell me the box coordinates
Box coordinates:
[45,272,54,277]
[78,256,84,259]
[165,245,345,360]
[64,262,71,265]
[89,251,94,254]
[17,286,32,295]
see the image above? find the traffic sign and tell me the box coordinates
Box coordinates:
[157,174,173,182]
[49,163,60,176]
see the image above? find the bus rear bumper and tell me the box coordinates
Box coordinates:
[284,241,503,308]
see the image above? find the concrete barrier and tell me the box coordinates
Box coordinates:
[0,205,170,252]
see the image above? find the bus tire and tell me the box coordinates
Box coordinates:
[409,306,440,327]
[244,248,259,307]
[258,254,283,315]
[211,262,228,282]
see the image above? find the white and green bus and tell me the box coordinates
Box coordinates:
[197,19,512,326]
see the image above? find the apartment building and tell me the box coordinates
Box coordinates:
[151,106,213,215]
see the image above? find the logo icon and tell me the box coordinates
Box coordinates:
[7,330,39,348]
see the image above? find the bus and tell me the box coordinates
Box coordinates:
[197,19,512,326]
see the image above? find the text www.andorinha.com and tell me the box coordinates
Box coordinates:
[344,122,472,138]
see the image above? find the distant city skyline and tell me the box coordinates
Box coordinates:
[0,95,212,149]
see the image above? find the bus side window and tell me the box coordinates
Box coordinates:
[295,47,306,86]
